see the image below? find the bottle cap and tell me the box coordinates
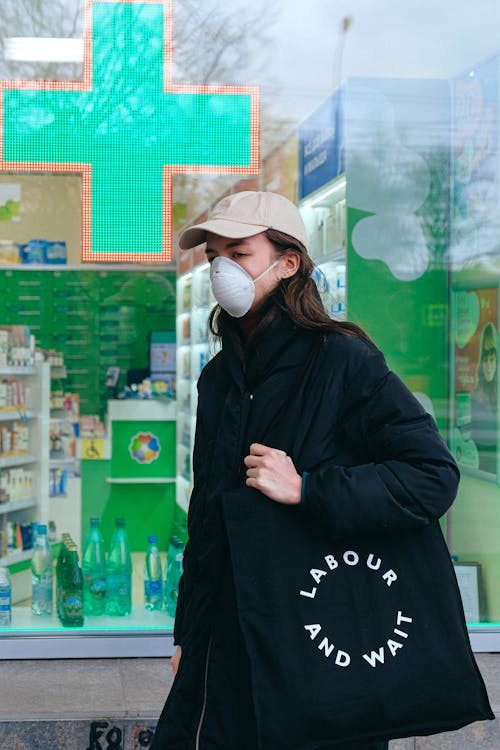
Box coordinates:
[90,517,100,527]
[115,517,125,528]
[148,535,158,543]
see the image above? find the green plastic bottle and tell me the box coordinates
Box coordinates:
[106,517,132,616]
[56,534,70,621]
[82,517,107,616]
[60,544,84,627]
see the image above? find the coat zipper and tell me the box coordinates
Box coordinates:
[195,390,253,747]
[195,636,212,750]
[238,391,254,484]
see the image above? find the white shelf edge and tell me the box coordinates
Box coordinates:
[0,367,37,376]
[0,549,33,566]
[0,262,176,271]
[48,457,78,466]
[0,410,33,422]
[0,498,37,515]
[0,454,37,469]
[106,477,176,484]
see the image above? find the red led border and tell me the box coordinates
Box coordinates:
[0,0,260,264]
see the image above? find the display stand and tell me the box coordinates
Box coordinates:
[0,395,177,658]
[0,363,50,602]
[176,245,218,513]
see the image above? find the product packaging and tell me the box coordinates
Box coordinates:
[43,241,67,264]
[0,240,19,264]
[19,239,44,264]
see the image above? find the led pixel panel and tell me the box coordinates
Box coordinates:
[0,0,260,263]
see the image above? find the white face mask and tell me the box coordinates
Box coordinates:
[210,255,280,318]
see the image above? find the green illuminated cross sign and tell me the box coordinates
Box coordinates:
[0,0,259,262]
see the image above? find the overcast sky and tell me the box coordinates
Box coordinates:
[257,0,500,122]
[1,0,499,131]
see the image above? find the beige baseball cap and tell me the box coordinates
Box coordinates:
[178,191,309,250]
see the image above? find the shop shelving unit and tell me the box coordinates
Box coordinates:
[0,362,50,601]
[299,176,347,319]
[175,245,218,513]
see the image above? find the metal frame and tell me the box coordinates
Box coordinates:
[1,627,496,659]
[469,628,500,652]
[0,629,175,659]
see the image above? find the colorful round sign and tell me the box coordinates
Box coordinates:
[129,432,161,464]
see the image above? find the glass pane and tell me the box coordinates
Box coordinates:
[0,0,498,649]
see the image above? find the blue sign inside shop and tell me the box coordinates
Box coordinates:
[299,91,344,199]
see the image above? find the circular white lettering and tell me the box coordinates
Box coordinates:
[299,550,412,669]
[343,550,359,566]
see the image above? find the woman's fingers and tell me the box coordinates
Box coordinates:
[249,442,286,457]
[243,443,301,505]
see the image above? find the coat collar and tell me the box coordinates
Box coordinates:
[222,313,318,393]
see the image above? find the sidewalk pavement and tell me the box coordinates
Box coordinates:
[0,653,498,748]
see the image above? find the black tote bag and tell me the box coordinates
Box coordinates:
[222,492,493,748]
[221,339,494,749]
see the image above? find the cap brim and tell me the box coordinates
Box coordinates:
[179,219,268,249]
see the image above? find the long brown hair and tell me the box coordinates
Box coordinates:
[208,228,374,349]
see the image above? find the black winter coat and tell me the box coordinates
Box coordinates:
[152,315,459,750]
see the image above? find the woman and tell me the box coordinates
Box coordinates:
[470,321,498,474]
[151,191,474,750]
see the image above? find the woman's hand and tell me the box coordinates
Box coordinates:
[171,645,182,676]
[244,443,302,505]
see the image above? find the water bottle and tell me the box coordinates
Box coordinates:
[60,543,84,627]
[164,536,184,617]
[82,517,107,616]
[31,524,53,616]
[106,517,132,616]
[0,567,11,626]
[144,535,163,611]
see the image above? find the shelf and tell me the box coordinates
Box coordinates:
[50,408,70,416]
[1,604,174,634]
[0,454,37,469]
[106,477,176,484]
[0,498,37,515]
[0,548,33,566]
[315,247,346,264]
[49,457,78,467]
[0,410,33,422]
[0,367,37,376]
[0,262,175,271]
[108,399,176,422]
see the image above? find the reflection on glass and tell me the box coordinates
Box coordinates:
[2,0,500,643]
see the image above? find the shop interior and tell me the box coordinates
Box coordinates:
[1,56,500,656]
